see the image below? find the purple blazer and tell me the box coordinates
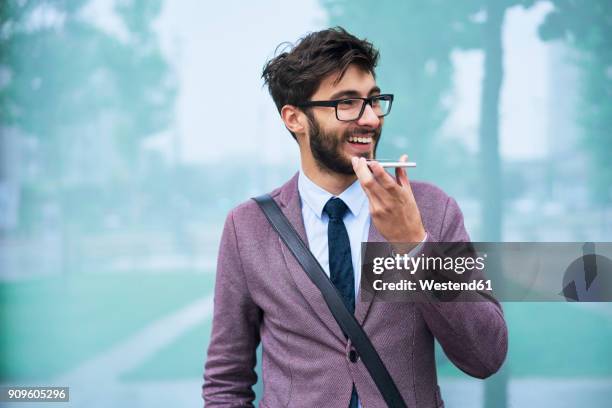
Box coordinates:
[203,173,507,408]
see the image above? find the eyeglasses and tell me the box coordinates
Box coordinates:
[297,94,394,122]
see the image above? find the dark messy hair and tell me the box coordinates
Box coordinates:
[262,27,380,139]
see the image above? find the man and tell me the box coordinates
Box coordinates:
[203,27,507,408]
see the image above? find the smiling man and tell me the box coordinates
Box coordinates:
[202,27,508,408]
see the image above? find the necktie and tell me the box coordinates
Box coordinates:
[323,197,355,313]
[323,197,359,408]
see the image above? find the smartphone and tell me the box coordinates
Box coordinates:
[366,159,416,168]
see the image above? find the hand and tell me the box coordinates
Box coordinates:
[351,155,426,243]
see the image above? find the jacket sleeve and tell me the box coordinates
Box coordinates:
[417,196,508,379]
[203,209,262,407]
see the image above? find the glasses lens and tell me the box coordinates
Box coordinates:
[336,99,364,121]
[335,96,392,121]
[371,95,391,117]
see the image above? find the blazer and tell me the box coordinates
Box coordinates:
[203,173,508,408]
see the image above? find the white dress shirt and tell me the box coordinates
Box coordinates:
[298,169,370,297]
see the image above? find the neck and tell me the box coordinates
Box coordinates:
[300,151,356,196]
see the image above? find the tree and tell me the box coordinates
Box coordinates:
[0,0,175,273]
[539,0,612,205]
[0,0,175,183]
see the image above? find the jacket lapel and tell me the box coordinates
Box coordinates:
[276,173,346,342]
[355,221,386,325]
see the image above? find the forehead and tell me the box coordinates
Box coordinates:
[311,64,377,99]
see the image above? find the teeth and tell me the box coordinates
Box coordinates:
[349,136,372,144]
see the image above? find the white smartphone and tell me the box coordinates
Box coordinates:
[366,159,416,168]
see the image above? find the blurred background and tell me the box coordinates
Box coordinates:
[1,0,611,407]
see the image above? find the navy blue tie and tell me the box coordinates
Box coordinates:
[323,197,358,408]
[323,197,355,313]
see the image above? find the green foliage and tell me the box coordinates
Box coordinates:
[0,0,175,179]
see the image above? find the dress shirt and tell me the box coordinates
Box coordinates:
[298,169,370,297]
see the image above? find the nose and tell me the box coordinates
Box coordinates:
[356,103,381,128]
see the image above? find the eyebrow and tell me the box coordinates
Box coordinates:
[328,86,381,100]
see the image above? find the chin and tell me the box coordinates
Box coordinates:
[344,148,374,161]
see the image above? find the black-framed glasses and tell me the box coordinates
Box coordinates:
[297,94,394,121]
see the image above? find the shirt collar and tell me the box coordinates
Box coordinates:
[298,169,367,219]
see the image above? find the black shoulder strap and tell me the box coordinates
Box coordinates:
[253,194,408,408]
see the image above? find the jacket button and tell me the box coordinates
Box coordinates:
[349,349,358,363]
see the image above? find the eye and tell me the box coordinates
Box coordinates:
[337,99,361,109]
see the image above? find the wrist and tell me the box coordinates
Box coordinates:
[404,225,426,242]
[387,225,426,244]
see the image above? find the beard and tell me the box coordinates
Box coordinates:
[307,115,381,175]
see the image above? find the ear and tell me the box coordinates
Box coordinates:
[281,105,308,137]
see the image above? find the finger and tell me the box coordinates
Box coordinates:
[352,156,373,183]
[352,157,379,198]
[395,154,410,188]
[368,160,397,190]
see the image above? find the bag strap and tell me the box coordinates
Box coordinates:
[253,194,408,408]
